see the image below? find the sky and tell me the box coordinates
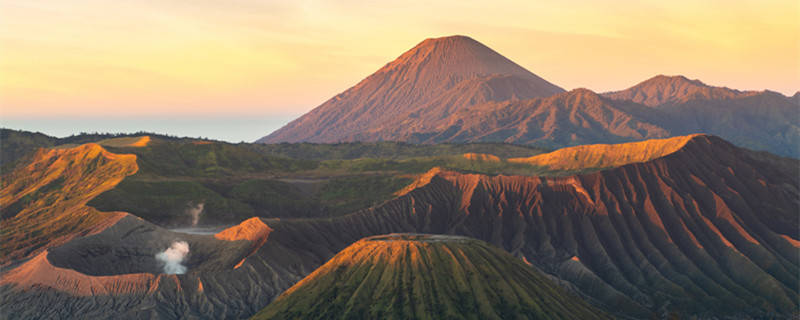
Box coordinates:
[2,0,798,142]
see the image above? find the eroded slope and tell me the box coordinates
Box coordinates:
[2,135,797,319]
[249,134,799,318]
[1,144,138,264]
[253,234,613,320]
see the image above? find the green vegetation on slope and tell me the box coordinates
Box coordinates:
[318,155,557,176]
[244,141,548,160]
[3,129,576,227]
[0,144,137,264]
[81,136,562,226]
[0,129,57,172]
[253,234,615,320]
[0,129,197,172]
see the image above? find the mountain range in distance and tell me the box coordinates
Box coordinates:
[1,33,798,320]
[259,35,798,158]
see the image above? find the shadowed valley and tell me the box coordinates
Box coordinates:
[1,133,796,319]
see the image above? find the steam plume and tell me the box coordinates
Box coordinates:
[188,202,204,227]
[155,241,190,274]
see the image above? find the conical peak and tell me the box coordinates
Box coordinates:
[384,35,543,82]
[415,35,483,50]
[257,35,564,144]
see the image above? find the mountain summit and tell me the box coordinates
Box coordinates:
[258,35,564,143]
[602,75,759,107]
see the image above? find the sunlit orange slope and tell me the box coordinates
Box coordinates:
[0,144,138,264]
[509,134,701,171]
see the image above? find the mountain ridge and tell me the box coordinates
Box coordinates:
[602,74,763,107]
[256,37,797,157]
[1,135,797,319]
[259,35,565,143]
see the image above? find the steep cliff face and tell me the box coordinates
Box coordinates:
[2,135,797,319]
[251,134,798,318]
[0,213,291,319]
[253,234,614,320]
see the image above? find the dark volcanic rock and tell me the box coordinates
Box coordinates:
[2,135,797,319]
[248,135,799,319]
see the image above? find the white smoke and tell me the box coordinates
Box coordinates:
[155,241,190,274]
[188,202,204,227]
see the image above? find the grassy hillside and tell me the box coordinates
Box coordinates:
[0,129,191,172]
[0,129,57,172]
[253,234,614,320]
[0,144,137,264]
[245,141,548,160]
[2,130,569,227]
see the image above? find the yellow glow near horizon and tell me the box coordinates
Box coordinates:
[2,0,797,118]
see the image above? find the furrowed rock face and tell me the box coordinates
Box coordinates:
[248,134,798,319]
[1,207,289,319]
[258,35,564,143]
[252,234,614,320]
[0,144,138,264]
[2,135,797,319]
[0,145,288,319]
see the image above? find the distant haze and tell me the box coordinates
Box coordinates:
[2,0,796,134]
[1,115,297,143]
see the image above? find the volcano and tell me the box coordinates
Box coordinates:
[1,135,797,319]
[258,35,565,143]
[252,234,613,320]
[257,38,797,157]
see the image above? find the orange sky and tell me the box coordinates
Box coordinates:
[2,0,798,121]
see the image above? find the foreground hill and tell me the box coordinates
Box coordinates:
[246,134,799,319]
[258,35,564,143]
[253,234,613,320]
[2,135,797,319]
